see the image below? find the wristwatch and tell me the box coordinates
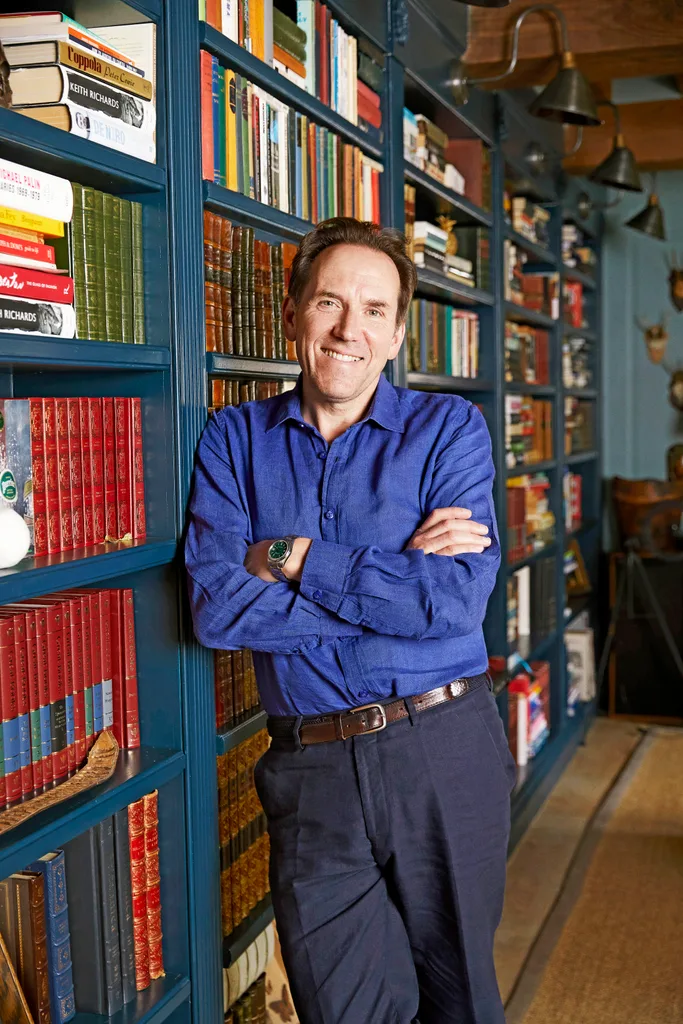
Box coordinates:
[267,535,299,582]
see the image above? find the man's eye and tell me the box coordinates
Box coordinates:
[319,300,335,308]
[367,308,382,317]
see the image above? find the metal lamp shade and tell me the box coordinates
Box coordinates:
[590,138,642,192]
[626,195,666,240]
[529,54,601,126]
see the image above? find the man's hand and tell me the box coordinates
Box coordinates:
[244,538,313,582]
[406,507,491,557]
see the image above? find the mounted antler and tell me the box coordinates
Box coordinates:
[665,251,683,311]
[635,312,669,364]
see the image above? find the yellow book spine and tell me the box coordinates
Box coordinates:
[251,0,265,62]
[225,68,238,192]
[0,205,64,238]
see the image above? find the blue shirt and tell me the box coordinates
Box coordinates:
[185,373,501,716]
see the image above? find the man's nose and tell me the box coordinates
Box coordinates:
[332,307,363,342]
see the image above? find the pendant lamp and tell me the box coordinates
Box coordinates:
[589,101,642,192]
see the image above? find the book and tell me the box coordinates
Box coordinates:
[95,22,157,102]
[27,852,76,1024]
[0,929,34,1024]
[9,872,51,1023]
[0,157,73,223]
[7,41,153,102]
[0,293,75,336]
[0,17,142,76]
[128,797,150,991]
[0,205,65,239]
[113,809,137,1005]
[0,264,73,304]
[143,790,164,980]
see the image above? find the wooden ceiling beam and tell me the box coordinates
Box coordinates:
[563,99,683,174]
[465,1,683,88]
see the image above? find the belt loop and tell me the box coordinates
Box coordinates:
[485,670,494,692]
[404,696,419,727]
[293,714,305,751]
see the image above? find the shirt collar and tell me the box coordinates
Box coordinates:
[264,372,405,434]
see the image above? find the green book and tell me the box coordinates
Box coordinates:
[82,186,105,341]
[103,193,122,343]
[118,198,134,345]
[246,227,256,357]
[131,201,146,345]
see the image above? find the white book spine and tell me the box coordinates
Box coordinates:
[278,102,289,214]
[55,97,156,162]
[0,156,73,223]
[517,694,528,767]
[258,90,269,206]
[296,0,316,96]
[0,295,76,337]
[221,0,239,42]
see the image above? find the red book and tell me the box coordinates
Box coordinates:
[27,399,48,557]
[0,264,74,304]
[143,790,164,981]
[102,397,117,539]
[110,591,125,748]
[98,590,113,733]
[66,592,94,753]
[23,600,68,783]
[0,232,56,271]
[54,398,73,552]
[130,398,146,539]
[121,589,140,749]
[128,797,150,991]
[0,612,32,798]
[86,591,103,739]
[78,399,93,546]
[67,398,84,550]
[40,596,75,774]
[0,615,20,805]
[371,166,380,225]
[63,594,85,767]
[113,397,132,539]
[88,398,105,545]
[42,398,61,555]
[357,80,380,109]
[4,605,46,791]
[357,96,381,130]
[200,50,215,183]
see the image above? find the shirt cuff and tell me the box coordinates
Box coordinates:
[299,539,354,609]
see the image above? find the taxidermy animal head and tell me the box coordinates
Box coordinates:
[635,313,683,412]
[667,251,683,312]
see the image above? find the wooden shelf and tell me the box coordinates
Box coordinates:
[204,181,311,241]
[0,336,171,372]
[200,23,383,159]
[407,372,494,392]
[416,268,494,306]
[223,897,275,966]
[216,711,268,756]
[404,162,493,227]
[207,352,300,379]
[73,975,191,1024]
[0,538,177,603]
[0,749,185,881]
[505,302,557,330]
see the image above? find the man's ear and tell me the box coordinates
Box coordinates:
[283,295,297,342]
[388,320,406,360]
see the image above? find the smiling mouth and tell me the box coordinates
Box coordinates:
[321,348,363,363]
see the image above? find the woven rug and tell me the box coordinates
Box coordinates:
[506,727,683,1024]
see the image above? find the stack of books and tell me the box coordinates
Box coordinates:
[564,397,595,455]
[200,57,382,224]
[0,587,140,801]
[200,0,271,62]
[562,335,592,389]
[0,396,147,556]
[295,1,363,129]
[204,212,298,359]
[0,792,162,1022]
[563,279,584,327]
[504,241,559,316]
[217,730,270,939]
[406,299,479,378]
[562,222,597,274]
[223,923,275,1020]
[506,472,555,564]
[507,558,557,650]
[563,468,583,532]
[403,113,491,208]
[507,660,551,766]
[413,221,475,287]
[215,648,261,732]
[209,378,296,414]
[2,12,156,163]
[505,322,550,385]
[505,394,553,468]
[273,7,308,86]
[0,157,76,338]
[507,196,551,248]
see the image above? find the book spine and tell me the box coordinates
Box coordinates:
[64,828,107,1013]
[131,202,145,345]
[41,399,60,554]
[66,595,86,767]
[66,398,84,550]
[82,187,105,341]
[0,204,64,238]
[31,606,52,787]
[0,157,73,223]
[143,790,164,980]
[55,397,74,553]
[128,797,150,990]
[71,184,90,341]
[200,50,215,182]
[76,594,94,752]
[102,397,117,539]
[87,592,103,738]
[88,397,106,545]
[130,397,146,538]
[98,590,113,731]
[0,293,76,337]
[114,808,138,1003]
[0,617,20,805]
[13,872,52,1023]
[97,818,124,1013]
[109,591,124,748]
[56,598,76,775]
[28,851,76,1024]
[103,193,122,342]
[57,40,153,101]
[21,610,42,792]
[121,589,140,748]
[118,197,134,345]
[0,264,73,304]
[113,397,132,538]
[10,613,33,797]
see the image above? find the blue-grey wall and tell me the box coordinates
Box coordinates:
[602,172,683,482]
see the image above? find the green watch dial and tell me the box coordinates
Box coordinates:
[269,540,289,560]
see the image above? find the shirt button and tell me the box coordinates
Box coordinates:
[313,590,323,601]
[324,509,335,520]
[358,689,370,698]
[318,451,327,460]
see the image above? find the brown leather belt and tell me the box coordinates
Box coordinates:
[267,672,490,746]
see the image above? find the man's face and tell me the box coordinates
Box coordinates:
[283,244,405,404]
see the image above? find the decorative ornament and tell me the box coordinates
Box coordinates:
[669,370,683,412]
[436,215,458,256]
[666,251,683,313]
[0,508,31,568]
[635,313,669,364]
[0,43,11,110]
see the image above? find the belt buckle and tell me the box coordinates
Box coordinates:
[344,702,387,738]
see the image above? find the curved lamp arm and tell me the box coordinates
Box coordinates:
[469,3,570,87]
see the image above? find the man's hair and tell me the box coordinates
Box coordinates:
[288,217,417,325]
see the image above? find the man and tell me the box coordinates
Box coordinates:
[186,218,515,1024]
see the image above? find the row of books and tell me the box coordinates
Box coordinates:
[217,730,270,938]
[507,556,558,651]
[200,55,382,224]
[223,922,275,1019]
[0,396,146,557]
[406,301,480,378]
[562,222,597,275]
[2,12,157,163]
[507,660,551,766]
[564,469,583,533]
[0,792,162,1024]
[504,241,560,317]
[504,322,550,386]
[209,378,297,415]
[204,212,296,359]
[504,194,551,248]
[403,200,491,291]
[0,587,140,806]
[403,111,492,211]
[563,336,592,390]
[564,397,595,455]
[215,648,261,733]
[0,158,146,344]
[506,472,555,565]
[505,395,554,469]
[563,279,585,329]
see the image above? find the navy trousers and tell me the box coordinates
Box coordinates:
[255,681,516,1024]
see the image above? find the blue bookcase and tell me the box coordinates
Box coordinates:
[0,0,605,1020]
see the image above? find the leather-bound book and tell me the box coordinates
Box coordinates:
[10,872,51,1023]
[28,851,76,1023]
[128,796,150,991]
[114,809,137,1004]
[143,790,165,980]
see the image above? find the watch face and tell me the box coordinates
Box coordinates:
[269,539,288,561]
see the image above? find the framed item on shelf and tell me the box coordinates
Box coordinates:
[565,538,592,597]
[565,628,596,702]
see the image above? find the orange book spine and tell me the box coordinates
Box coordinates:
[128,797,151,991]
[143,790,165,980]
[130,398,146,538]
